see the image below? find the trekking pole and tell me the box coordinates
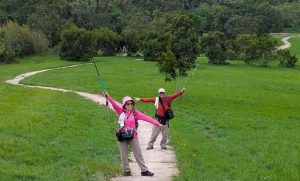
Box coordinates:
[179,64,199,99]
[184,64,198,88]
[92,57,108,106]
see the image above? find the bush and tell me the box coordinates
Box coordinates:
[225,49,237,60]
[59,27,96,62]
[30,31,49,55]
[0,43,18,64]
[50,45,60,55]
[277,49,298,68]
[0,21,49,57]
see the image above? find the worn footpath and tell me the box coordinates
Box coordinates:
[6,64,179,181]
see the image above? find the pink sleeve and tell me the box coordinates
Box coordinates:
[107,96,123,115]
[135,110,159,126]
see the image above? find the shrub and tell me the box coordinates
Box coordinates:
[0,43,18,64]
[59,27,96,62]
[0,21,49,57]
[277,49,298,68]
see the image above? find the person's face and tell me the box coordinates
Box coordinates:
[159,92,165,98]
[125,101,134,111]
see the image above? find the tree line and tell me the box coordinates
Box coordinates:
[0,0,299,73]
[1,0,299,46]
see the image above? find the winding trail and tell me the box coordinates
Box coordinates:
[277,36,295,50]
[5,64,179,181]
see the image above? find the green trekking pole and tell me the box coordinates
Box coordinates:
[92,57,108,106]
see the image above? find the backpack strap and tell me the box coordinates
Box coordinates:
[159,97,166,111]
[164,96,170,107]
[123,109,139,130]
[133,109,138,129]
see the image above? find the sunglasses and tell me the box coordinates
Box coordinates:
[126,102,134,106]
[159,92,165,94]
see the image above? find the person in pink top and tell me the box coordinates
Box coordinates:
[104,92,164,177]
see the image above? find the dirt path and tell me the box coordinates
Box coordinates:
[277,36,295,50]
[5,64,179,181]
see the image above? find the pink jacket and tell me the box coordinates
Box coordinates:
[107,96,159,137]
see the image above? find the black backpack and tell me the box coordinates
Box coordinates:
[116,109,138,142]
[157,97,174,120]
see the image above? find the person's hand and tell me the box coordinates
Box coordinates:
[158,123,164,129]
[103,91,109,97]
[135,98,141,101]
[181,87,186,93]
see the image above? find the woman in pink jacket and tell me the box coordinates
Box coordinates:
[104,92,164,177]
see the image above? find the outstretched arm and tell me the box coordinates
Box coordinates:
[168,87,186,101]
[136,110,164,129]
[104,92,123,115]
[138,97,156,103]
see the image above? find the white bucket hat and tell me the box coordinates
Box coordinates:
[158,88,165,93]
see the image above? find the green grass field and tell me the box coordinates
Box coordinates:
[270,34,288,46]
[287,35,300,58]
[270,33,300,47]
[0,56,122,180]
[20,55,300,180]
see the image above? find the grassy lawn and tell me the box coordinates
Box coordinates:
[21,56,300,180]
[270,34,289,46]
[0,56,122,180]
[270,33,300,47]
[287,35,300,58]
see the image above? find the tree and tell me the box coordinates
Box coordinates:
[200,31,228,65]
[27,1,73,47]
[72,4,104,30]
[157,49,177,81]
[120,29,141,56]
[205,5,226,31]
[157,13,201,91]
[142,30,171,61]
[125,7,152,31]
[244,36,277,67]
[59,27,96,62]
[107,6,126,33]
[92,28,120,56]
[277,2,300,29]
[224,15,260,39]
[0,9,8,26]
[255,2,283,35]
[234,34,257,58]
[192,3,209,31]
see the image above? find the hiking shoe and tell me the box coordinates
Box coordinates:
[141,170,154,176]
[146,146,153,150]
[123,171,131,176]
[161,147,167,150]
